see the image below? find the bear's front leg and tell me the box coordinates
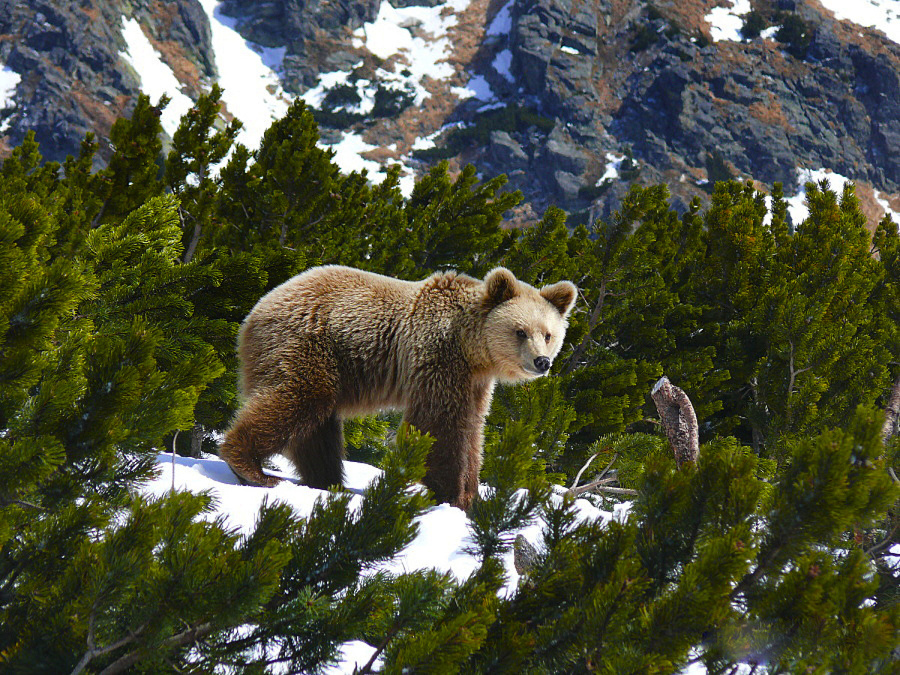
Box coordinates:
[405,377,490,510]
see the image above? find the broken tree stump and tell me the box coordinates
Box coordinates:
[651,376,699,468]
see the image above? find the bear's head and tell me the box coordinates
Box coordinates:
[481,267,577,383]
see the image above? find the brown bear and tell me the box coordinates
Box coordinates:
[219,265,577,509]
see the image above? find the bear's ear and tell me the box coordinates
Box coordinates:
[483,267,518,308]
[540,281,577,317]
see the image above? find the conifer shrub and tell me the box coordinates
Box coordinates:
[0,95,897,673]
[412,105,554,162]
[741,10,768,40]
[775,11,812,59]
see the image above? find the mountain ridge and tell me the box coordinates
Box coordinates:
[1,0,899,226]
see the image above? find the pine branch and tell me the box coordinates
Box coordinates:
[650,376,699,467]
[0,497,47,511]
[96,622,213,675]
[356,625,399,674]
[70,606,150,675]
[564,276,613,374]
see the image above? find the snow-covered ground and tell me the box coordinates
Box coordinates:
[820,0,900,46]
[141,450,625,673]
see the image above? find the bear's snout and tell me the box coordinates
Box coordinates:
[533,356,551,373]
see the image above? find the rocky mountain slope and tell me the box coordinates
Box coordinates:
[2,0,899,226]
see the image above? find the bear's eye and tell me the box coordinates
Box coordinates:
[545,333,552,343]
[516,329,527,340]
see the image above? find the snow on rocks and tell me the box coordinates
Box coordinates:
[195,0,291,152]
[492,49,515,82]
[0,65,20,110]
[874,190,900,226]
[351,0,471,105]
[486,0,514,37]
[451,74,496,102]
[597,152,626,184]
[119,17,194,137]
[0,65,20,134]
[820,0,900,47]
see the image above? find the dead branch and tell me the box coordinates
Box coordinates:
[882,375,900,447]
[651,376,699,468]
[570,452,600,490]
[569,476,623,498]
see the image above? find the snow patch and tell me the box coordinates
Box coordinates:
[0,65,20,134]
[705,0,752,42]
[874,189,900,226]
[560,45,580,55]
[487,0,514,36]
[329,131,382,177]
[819,0,900,47]
[195,0,292,152]
[300,69,354,109]
[119,17,194,137]
[598,152,626,184]
[887,543,900,571]
[493,49,514,83]
[0,65,19,109]
[452,74,495,101]
[352,0,470,105]
[787,168,852,226]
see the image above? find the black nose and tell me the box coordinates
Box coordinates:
[534,356,551,373]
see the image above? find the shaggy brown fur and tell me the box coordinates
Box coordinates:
[219,265,577,509]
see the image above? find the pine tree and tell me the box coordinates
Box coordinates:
[216,99,339,255]
[373,162,520,279]
[2,97,898,674]
[94,94,167,224]
[164,83,241,264]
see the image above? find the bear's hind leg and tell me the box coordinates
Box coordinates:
[284,412,345,490]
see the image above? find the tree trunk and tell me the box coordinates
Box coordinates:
[190,423,204,458]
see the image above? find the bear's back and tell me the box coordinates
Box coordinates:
[237,266,481,409]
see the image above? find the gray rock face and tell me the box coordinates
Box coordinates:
[219,0,380,90]
[1,0,899,222]
[495,0,900,215]
[0,0,215,165]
